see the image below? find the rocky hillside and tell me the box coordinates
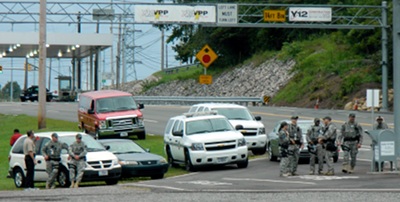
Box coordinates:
[117,58,296,99]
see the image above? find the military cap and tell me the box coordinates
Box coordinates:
[322,116,332,121]
[280,121,288,127]
[76,133,82,139]
[51,133,58,138]
[376,116,383,120]
[349,113,356,117]
[291,115,299,120]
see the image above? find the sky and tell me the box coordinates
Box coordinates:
[0,0,180,93]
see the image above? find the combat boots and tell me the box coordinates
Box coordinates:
[70,181,75,188]
[348,167,354,174]
[74,182,79,188]
[342,165,349,173]
[325,171,334,176]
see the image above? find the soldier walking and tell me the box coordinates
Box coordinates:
[288,116,303,176]
[373,116,389,130]
[278,122,290,177]
[338,113,363,174]
[306,118,324,175]
[319,116,337,176]
[41,133,68,189]
[68,134,87,188]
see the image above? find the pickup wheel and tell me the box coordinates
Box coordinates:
[150,174,164,180]
[185,150,196,172]
[13,168,26,188]
[237,158,249,169]
[137,131,146,140]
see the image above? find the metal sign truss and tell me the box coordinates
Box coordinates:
[0,1,386,29]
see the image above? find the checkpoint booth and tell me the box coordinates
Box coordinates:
[365,129,397,172]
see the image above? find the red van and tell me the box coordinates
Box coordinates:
[78,90,146,139]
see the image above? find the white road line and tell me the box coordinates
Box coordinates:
[166,172,199,179]
[223,177,316,185]
[125,183,187,191]
[201,188,400,192]
[144,119,158,123]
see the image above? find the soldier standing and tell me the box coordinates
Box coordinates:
[306,118,324,175]
[278,122,290,177]
[373,116,389,130]
[41,133,68,189]
[287,116,303,176]
[68,134,87,188]
[338,113,363,174]
[319,116,337,176]
[23,130,37,189]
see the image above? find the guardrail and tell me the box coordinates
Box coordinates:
[163,63,199,74]
[133,96,264,106]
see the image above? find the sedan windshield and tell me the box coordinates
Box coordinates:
[96,96,138,113]
[186,118,234,135]
[214,108,253,121]
[104,141,145,154]
[59,135,106,152]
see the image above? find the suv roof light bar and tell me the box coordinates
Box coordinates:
[183,110,218,118]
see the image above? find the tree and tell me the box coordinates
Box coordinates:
[1,81,22,101]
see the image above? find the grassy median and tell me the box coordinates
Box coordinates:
[0,114,187,190]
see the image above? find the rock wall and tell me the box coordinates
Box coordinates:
[118,58,296,98]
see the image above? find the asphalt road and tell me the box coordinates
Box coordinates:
[1,102,399,201]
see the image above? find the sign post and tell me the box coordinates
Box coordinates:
[367,89,380,127]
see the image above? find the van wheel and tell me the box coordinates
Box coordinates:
[137,131,146,140]
[268,144,277,161]
[185,150,196,172]
[57,167,70,187]
[13,168,25,188]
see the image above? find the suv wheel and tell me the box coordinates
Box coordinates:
[150,174,164,180]
[185,150,196,172]
[268,144,277,161]
[252,145,267,155]
[166,147,178,168]
[57,167,71,187]
[237,158,249,169]
[105,179,119,185]
[13,168,25,188]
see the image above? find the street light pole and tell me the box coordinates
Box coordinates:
[38,0,47,129]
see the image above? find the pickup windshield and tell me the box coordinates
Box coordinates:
[96,96,138,113]
[186,118,234,135]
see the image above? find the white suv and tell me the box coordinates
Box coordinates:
[8,132,122,188]
[189,103,267,155]
[164,112,248,171]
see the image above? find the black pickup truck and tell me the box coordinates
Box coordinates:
[20,85,53,102]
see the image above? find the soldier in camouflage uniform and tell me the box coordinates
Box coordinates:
[41,133,68,189]
[373,116,389,171]
[319,116,337,175]
[288,116,303,176]
[278,122,290,177]
[68,133,87,188]
[306,118,324,175]
[338,113,363,174]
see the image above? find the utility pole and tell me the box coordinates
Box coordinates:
[393,0,400,155]
[116,16,122,89]
[161,27,165,71]
[77,12,82,91]
[38,0,47,129]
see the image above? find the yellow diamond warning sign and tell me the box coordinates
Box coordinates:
[196,44,218,68]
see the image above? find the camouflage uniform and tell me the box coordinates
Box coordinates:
[288,122,303,175]
[68,136,87,188]
[373,117,388,171]
[306,119,324,174]
[41,137,68,189]
[320,120,337,175]
[339,120,363,173]
[279,129,290,176]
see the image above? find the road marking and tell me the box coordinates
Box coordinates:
[144,119,158,123]
[125,183,187,191]
[201,188,400,193]
[177,180,232,186]
[167,172,198,179]
[291,175,359,181]
[223,177,316,185]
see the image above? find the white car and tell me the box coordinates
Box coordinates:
[188,103,267,155]
[164,112,249,171]
[8,132,122,188]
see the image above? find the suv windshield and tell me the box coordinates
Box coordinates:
[59,135,106,152]
[186,118,234,135]
[96,96,137,113]
[214,108,253,121]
